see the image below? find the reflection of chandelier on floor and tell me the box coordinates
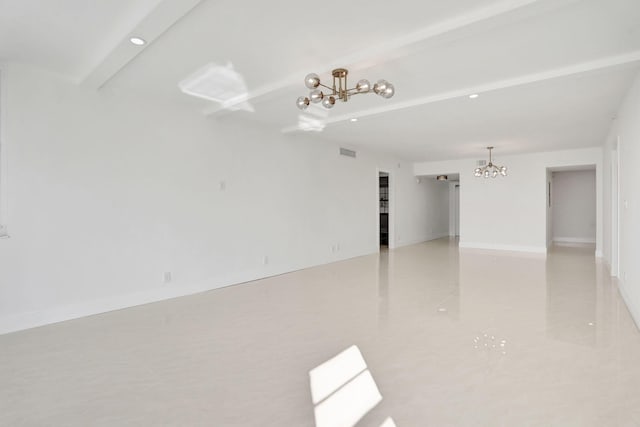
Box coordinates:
[296,68,395,110]
[474,146,507,178]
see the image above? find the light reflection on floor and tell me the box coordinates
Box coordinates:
[1,238,640,426]
[309,345,394,427]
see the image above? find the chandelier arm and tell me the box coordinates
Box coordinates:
[318,83,334,92]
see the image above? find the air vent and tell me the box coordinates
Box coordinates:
[476,159,487,166]
[340,148,356,158]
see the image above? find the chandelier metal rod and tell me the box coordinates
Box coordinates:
[318,83,368,99]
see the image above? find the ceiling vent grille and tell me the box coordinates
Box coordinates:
[476,159,487,166]
[340,148,356,158]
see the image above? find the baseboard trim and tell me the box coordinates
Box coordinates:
[553,237,596,244]
[459,242,547,254]
[394,232,449,248]
[617,278,640,332]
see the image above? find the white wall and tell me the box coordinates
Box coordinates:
[414,148,603,254]
[393,177,449,246]
[0,66,8,238]
[0,64,442,334]
[603,71,640,327]
[551,170,596,243]
[546,170,552,248]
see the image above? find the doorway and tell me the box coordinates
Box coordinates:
[547,166,597,249]
[379,172,389,247]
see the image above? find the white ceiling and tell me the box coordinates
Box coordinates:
[2,0,640,161]
[0,0,164,79]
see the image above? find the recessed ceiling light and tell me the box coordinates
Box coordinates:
[350,118,358,122]
[129,37,146,46]
[469,94,479,99]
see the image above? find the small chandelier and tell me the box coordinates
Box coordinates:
[296,68,395,110]
[474,146,507,178]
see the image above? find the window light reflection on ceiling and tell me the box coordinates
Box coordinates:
[179,62,254,112]
[297,103,329,132]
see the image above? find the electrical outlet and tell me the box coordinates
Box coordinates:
[163,272,172,283]
[262,256,269,265]
[219,181,226,191]
[336,243,340,252]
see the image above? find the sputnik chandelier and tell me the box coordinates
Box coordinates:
[296,68,395,110]
[474,146,507,178]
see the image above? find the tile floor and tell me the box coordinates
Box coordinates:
[1,238,640,426]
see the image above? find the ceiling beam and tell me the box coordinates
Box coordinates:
[81,0,203,90]
[281,50,640,134]
[204,0,561,116]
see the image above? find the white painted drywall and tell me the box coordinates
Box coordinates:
[602,71,640,328]
[0,64,443,333]
[546,170,552,248]
[414,148,603,254]
[0,65,8,238]
[393,177,449,247]
[551,170,596,244]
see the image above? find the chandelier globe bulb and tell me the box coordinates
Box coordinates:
[381,83,395,99]
[304,73,320,89]
[309,89,324,103]
[296,96,310,110]
[356,79,371,93]
[373,79,388,95]
[322,96,336,109]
